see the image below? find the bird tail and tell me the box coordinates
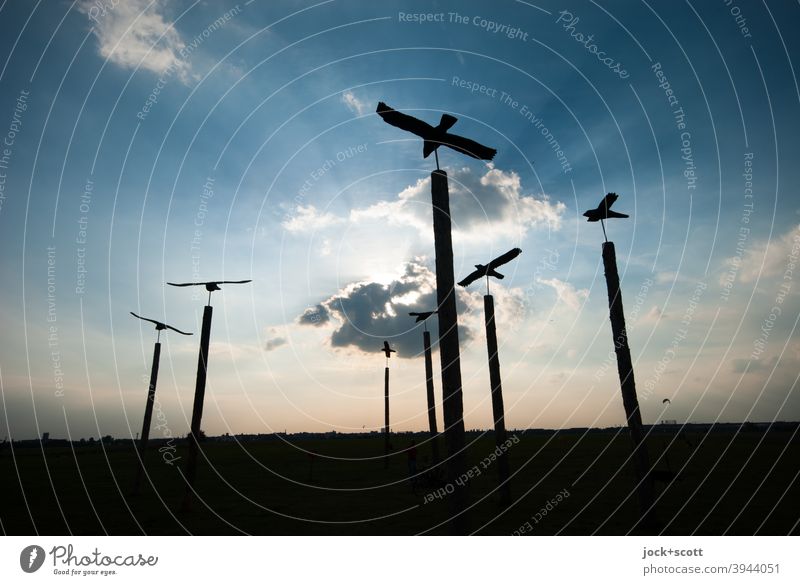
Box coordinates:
[423,140,438,158]
[607,211,629,218]
[488,269,504,280]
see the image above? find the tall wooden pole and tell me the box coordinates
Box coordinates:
[384,365,390,468]
[602,242,656,527]
[430,170,468,533]
[132,341,161,495]
[483,294,511,506]
[182,304,212,511]
[422,330,440,463]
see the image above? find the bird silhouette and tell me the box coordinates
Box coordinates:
[376,102,496,163]
[458,248,522,288]
[130,312,192,335]
[167,280,252,291]
[583,193,628,241]
[167,279,252,305]
[408,311,437,323]
[381,341,396,358]
[583,193,629,222]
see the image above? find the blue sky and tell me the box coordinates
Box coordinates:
[0,0,798,441]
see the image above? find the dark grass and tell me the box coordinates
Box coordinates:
[1,429,798,535]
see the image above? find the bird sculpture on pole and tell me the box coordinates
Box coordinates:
[458,247,522,295]
[583,192,629,242]
[381,340,395,468]
[167,279,252,306]
[409,310,437,325]
[377,99,497,533]
[409,310,440,462]
[167,279,252,511]
[129,312,191,495]
[585,192,656,527]
[458,248,521,506]
[376,102,496,170]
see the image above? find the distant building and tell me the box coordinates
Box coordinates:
[41,432,50,443]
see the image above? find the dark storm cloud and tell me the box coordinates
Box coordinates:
[297,260,476,357]
[298,303,331,326]
[264,337,287,351]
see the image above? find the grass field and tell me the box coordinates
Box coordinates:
[2,429,798,535]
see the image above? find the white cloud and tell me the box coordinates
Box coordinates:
[350,165,565,242]
[538,277,588,311]
[723,224,800,284]
[282,204,343,233]
[79,0,191,81]
[341,90,368,115]
[283,166,564,244]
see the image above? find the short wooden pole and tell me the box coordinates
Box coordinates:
[132,341,161,495]
[384,365,390,468]
[484,294,511,506]
[422,330,440,463]
[181,305,212,511]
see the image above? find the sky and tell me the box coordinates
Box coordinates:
[0,0,798,441]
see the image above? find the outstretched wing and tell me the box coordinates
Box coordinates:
[214,280,252,285]
[167,282,200,287]
[487,248,522,270]
[601,192,618,211]
[165,324,192,336]
[440,132,497,161]
[409,311,435,322]
[458,267,484,287]
[130,312,162,327]
[376,102,434,138]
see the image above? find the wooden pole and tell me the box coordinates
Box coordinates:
[483,294,511,506]
[602,242,656,527]
[422,330,440,463]
[132,341,161,495]
[384,365,390,468]
[182,304,212,511]
[430,170,468,533]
